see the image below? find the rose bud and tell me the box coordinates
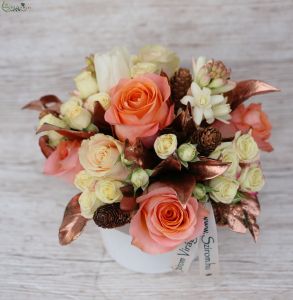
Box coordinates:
[209,175,239,204]
[131,168,149,190]
[239,165,265,193]
[154,134,177,159]
[64,104,92,130]
[233,131,259,163]
[95,179,123,204]
[177,143,197,162]
[74,70,99,99]
[84,92,111,113]
[38,113,68,147]
[193,183,208,202]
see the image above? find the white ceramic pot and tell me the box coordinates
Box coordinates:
[99,224,177,273]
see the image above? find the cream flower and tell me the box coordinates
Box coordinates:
[94,47,131,92]
[38,113,68,147]
[78,133,129,180]
[210,143,240,178]
[79,189,102,219]
[74,170,96,191]
[95,179,123,204]
[233,131,259,163]
[63,103,92,130]
[84,92,111,113]
[209,176,239,204]
[130,62,159,77]
[74,71,99,99]
[180,82,231,125]
[239,165,265,192]
[60,96,83,116]
[131,168,149,190]
[177,143,197,162]
[136,45,180,77]
[154,134,177,159]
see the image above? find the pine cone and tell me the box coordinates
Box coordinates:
[170,68,192,104]
[93,203,131,229]
[196,127,222,156]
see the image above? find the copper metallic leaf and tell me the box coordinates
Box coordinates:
[151,154,181,178]
[37,124,96,140]
[155,171,196,207]
[212,194,260,241]
[22,95,62,112]
[92,102,113,135]
[59,193,88,246]
[38,135,55,158]
[120,196,137,212]
[227,80,280,110]
[124,139,159,169]
[189,157,231,181]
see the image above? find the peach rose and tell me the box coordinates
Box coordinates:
[104,73,174,145]
[213,103,273,152]
[129,182,208,254]
[78,133,129,180]
[44,140,83,183]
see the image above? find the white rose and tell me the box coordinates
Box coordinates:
[94,47,131,92]
[74,170,96,191]
[131,168,149,189]
[95,179,123,204]
[221,148,240,178]
[209,142,232,160]
[233,131,259,163]
[130,62,159,77]
[60,96,83,116]
[38,113,68,147]
[74,71,99,99]
[154,134,177,159]
[177,143,197,162]
[79,189,102,219]
[137,45,180,77]
[209,176,239,204]
[84,92,111,113]
[239,166,265,192]
[63,104,92,130]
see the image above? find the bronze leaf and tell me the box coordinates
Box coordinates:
[227,80,280,110]
[37,124,96,140]
[38,135,55,158]
[189,157,231,181]
[92,102,113,135]
[22,95,62,113]
[59,193,88,246]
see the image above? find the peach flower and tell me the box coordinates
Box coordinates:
[104,73,174,145]
[44,140,83,183]
[213,103,273,152]
[78,133,129,180]
[129,182,208,254]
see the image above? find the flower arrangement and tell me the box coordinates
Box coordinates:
[24,45,278,269]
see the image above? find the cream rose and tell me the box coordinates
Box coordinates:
[137,45,180,77]
[60,96,83,116]
[74,71,99,99]
[130,62,159,77]
[239,165,265,192]
[84,92,111,113]
[38,113,68,147]
[78,133,129,180]
[95,179,123,204]
[221,148,240,178]
[154,134,177,159]
[63,103,92,130]
[74,170,96,191]
[209,176,239,204]
[79,189,102,219]
[131,168,149,190]
[177,143,197,162]
[233,131,259,163]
